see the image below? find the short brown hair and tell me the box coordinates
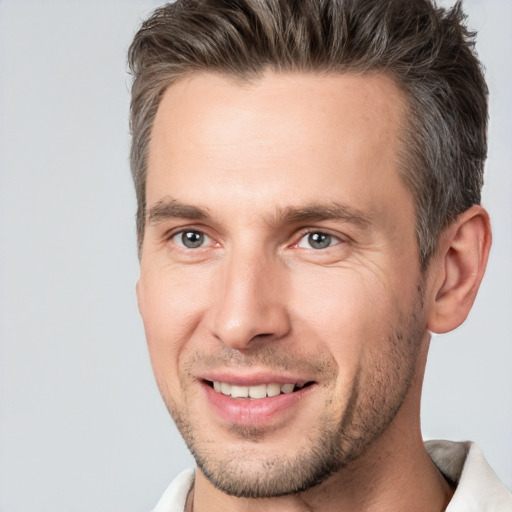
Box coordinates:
[128,0,488,268]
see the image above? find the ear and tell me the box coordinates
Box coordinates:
[427,205,492,334]
[136,279,145,317]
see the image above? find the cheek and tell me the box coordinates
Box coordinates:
[137,268,210,379]
[295,266,393,323]
[291,267,401,366]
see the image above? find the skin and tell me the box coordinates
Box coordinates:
[137,71,491,511]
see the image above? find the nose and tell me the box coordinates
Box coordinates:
[210,248,291,350]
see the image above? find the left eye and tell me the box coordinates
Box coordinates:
[297,232,340,250]
[172,230,211,249]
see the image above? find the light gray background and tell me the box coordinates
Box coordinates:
[0,1,510,511]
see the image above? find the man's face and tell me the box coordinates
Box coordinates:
[137,72,429,497]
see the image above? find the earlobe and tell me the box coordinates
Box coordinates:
[427,205,492,334]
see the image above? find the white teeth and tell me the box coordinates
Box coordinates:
[212,381,302,399]
[230,385,249,398]
[220,382,231,395]
[266,383,281,397]
[248,384,267,399]
[280,383,295,394]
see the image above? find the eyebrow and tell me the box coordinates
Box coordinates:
[277,203,371,228]
[147,198,209,224]
[147,197,371,229]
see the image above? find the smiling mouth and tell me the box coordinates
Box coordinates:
[205,381,314,399]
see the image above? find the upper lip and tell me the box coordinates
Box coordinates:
[198,371,313,387]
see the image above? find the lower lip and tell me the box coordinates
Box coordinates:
[201,382,314,427]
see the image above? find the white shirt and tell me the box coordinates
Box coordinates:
[426,440,512,511]
[152,441,512,511]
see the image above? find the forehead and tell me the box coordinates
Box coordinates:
[147,71,411,221]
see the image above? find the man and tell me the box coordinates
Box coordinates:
[128,0,512,510]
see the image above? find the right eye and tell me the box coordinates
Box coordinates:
[172,230,211,249]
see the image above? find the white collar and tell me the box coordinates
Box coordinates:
[426,440,512,511]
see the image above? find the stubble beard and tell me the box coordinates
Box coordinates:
[162,296,425,498]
